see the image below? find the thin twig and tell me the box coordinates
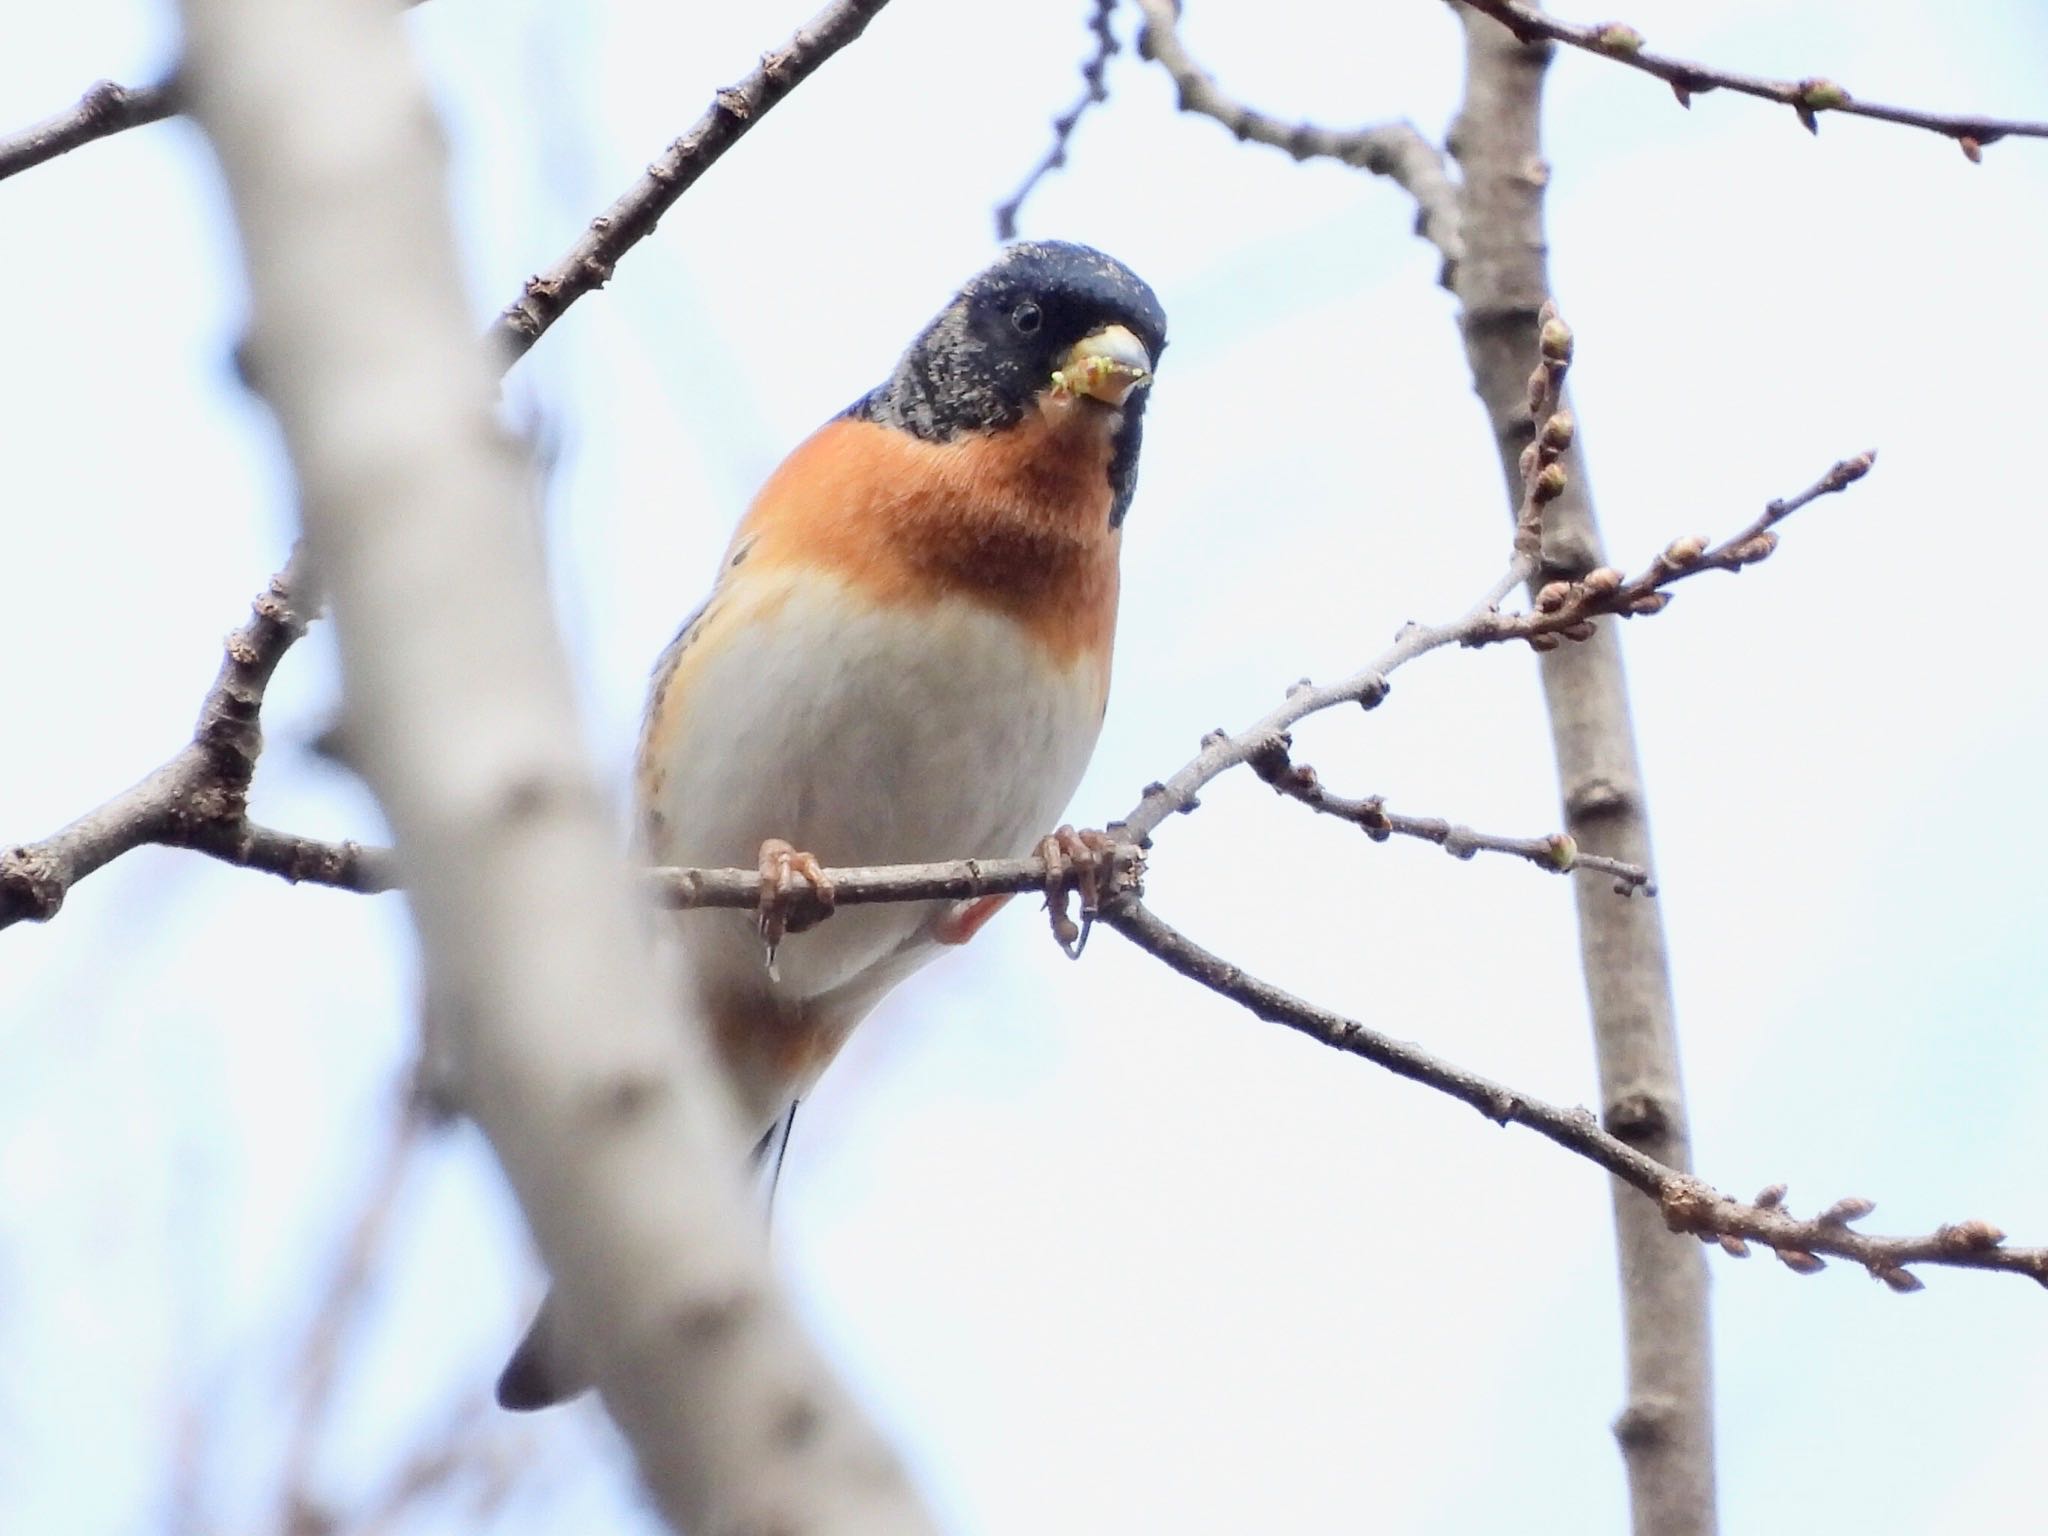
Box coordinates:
[277,1077,431,1535]
[1102,895,2048,1291]
[1115,448,1855,851]
[1118,569,1509,845]
[0,3,433,184]
[201,821,397,893]
[489,0,897,364]
[0,77,177,183]
[1245,734,1650,892]
[1108,300,1572,850]
[992,0,1120,240]
[1131,0,1462,274]
[1469,452,1877,649]
[350,1393,520,1536]
[1459,0,2048,159]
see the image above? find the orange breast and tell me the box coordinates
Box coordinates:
[733,405,1124,670]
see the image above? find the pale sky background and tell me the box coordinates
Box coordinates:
[4,1,2046,1533]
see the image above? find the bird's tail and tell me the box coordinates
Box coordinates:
[753,1097,800,1216]
[495,1291,583,1411]
[493,1099,801,1412]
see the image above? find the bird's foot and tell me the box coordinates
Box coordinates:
[935,892,1014,946]
[757,837,835,980]
[1038,825,1119,959]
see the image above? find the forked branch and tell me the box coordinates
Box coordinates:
[1101,897,2048,1293]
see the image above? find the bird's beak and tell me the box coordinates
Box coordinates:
[1050,324,1153,406]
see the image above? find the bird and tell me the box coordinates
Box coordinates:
[495,239,1166,1410]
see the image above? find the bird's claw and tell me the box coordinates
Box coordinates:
[757,837,835,979]
[1038,825,1117,960]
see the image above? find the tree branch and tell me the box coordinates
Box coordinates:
[650,847,1144,918]
[1131,0,1462,276]
[128,812,2041,1313]
[0,77,177,184]
[1449,10,1712,1532]
[1458,0,2048,158]
[1103,896,2048,1287]
[992,0,1119,240]
[0,3,434,184]
[1467,452,1875,649]
[1245,734,1651,892]
[173,0,936,1527]
[349,1392,516,1536]
[489,0,897,365]
[3,821,1626,930]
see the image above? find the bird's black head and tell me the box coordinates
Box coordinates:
[848,241,1167,525]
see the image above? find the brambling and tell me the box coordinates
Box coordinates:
[496,240,1166,1410]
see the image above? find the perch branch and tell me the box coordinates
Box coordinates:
[1458,0,2048,158]
[10,817,1644,936]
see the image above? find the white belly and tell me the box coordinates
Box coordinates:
[645,569,1106,1031]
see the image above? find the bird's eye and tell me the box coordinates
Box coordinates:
[1010,300,1043,335]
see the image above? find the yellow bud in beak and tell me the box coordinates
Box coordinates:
[1050,324,1153,406]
